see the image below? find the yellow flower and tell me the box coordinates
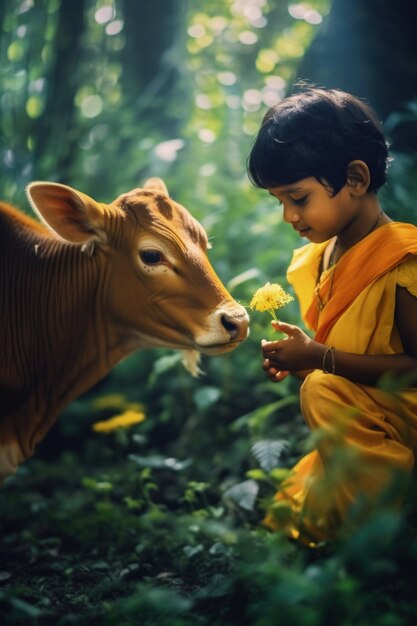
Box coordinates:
[92,410,146,434]
[91,394,144,412]
[250,282,293,320]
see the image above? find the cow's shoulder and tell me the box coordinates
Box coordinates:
[0,201,48,238]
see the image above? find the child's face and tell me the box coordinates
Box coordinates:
[267,177,356,243]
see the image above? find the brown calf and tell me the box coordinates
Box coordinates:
[0,178,249,481]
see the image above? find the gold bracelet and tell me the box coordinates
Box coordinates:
[322,346,335,374]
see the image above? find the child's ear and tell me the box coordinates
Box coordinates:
[346,160,370,196]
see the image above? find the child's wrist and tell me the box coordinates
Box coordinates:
[311,342,328,370]
[322,346,336,374]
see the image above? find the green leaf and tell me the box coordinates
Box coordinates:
[152,353,183,376]
[81,477,113,492]
[193,385,221,410]
[246,468,268,481]
[129,454,192,471]
[232,396,299,432]
[10,597,42,618]
[223,479,259,511]
[269,467,292,483]
[183,544,204,558]
[123,496,142,510]
[251,439,289,472]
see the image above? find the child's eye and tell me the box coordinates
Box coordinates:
[292,195,308,206]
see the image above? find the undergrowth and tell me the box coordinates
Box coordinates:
[2,396,417,626]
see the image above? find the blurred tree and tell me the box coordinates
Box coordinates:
[119,0,188,135]
[0,0,189,205]
[296,0,417,149]
[32,0,86,177]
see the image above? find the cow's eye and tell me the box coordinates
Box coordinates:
[140,249,163,265]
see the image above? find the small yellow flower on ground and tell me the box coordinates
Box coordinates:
[250,282,293,320]
[92,410,146,434]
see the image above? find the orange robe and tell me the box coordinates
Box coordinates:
[265,223,417,543]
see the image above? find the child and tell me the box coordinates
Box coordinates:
[247,85,417,543]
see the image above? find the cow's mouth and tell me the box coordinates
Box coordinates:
[197,338,245,355]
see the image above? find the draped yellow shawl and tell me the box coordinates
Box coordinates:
[287,223,417,344]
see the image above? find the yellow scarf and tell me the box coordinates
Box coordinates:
[287,223,417,343]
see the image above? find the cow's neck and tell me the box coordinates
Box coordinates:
[1,231,129,471]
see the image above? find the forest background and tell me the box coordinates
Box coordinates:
[1,0,417,624]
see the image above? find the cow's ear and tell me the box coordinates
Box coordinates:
[26,182,107,244]
[143,177,169,196]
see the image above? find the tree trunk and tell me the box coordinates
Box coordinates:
[32,0,86,178]
[119,0,188,136]
[296,0,417,149]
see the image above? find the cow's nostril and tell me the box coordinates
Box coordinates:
[221,314,238,338]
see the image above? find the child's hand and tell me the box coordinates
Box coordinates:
[261,321,325,379]
[261,354,289,383]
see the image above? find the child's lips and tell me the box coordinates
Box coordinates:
[298,227,311,237]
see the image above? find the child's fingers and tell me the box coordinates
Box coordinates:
[263,360,279,374]
[267,368,289,382]
[261,338,281,354]
[263,359,277,374]
[271,320,301,337]
[263,359,288,382]
[274,370,289,381]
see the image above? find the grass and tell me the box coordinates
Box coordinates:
[2,420,417,626]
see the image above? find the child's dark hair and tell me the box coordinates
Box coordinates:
[247,86,389,195]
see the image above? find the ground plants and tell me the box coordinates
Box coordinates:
[2,418,417,626]
[2,1,417,624]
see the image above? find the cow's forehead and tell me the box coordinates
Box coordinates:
[116,189,209,248]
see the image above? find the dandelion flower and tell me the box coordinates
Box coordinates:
[250,282,293,320]
[92,410,146,434]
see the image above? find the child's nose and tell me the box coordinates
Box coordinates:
[283,205,300,224]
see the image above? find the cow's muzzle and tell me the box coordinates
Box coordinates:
[195,305,249,350]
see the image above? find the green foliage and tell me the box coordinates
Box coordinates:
[2,0,417,624]
[251,439,289,472]
[2,449,417,625]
